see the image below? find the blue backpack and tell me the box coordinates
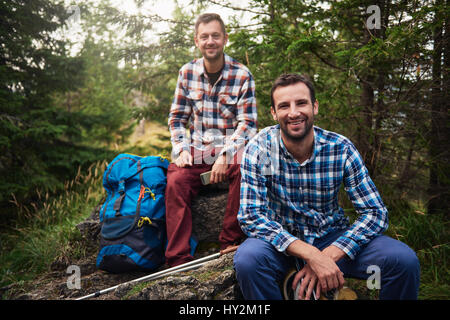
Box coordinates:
[96,153,197,273]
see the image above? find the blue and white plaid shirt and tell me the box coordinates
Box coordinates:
[238,125,388,259]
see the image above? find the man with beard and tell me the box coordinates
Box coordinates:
[233,73,420,300]
[166,13,257,267]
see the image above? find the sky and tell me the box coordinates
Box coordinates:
[111,0,253,26]
[112,0,255,41]
[64,0,255,55]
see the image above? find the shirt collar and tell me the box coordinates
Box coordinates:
[196,53,231,80]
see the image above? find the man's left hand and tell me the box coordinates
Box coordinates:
[210,154,228,184]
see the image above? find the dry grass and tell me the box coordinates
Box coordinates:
[125,120,173,158]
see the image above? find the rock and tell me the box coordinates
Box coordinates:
[15,293,39,300]
[76,219,101,244]
[76,205,101,243]
[127,251,241,300]
[335,287,358,300]
[114,283,134,299]
[0,284,13,298]
[191,189,228,243]
[50,255,71,271]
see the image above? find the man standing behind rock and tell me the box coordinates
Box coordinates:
[165,13,257,267]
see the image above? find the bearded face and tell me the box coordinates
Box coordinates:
[271,82,318,144]
[194,20,228,63]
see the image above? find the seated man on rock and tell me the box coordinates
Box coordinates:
[234,73,420,300]
[165,13,257,267]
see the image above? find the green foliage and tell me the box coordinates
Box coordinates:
[387,209,449,300]
[53,38,136,148]
[0,1,109,219]
[112,3,201,123]
[0,0,138,223]
[0,160,106,288]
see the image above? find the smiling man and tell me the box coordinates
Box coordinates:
[165,13,257,267]
[233,73,420,300]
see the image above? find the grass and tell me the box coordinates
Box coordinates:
[0,120,448,299]
[387,209,449,300]
[0,160,107,289]
[124,120,172,158]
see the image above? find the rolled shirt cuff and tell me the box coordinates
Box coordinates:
[331,236,361,260]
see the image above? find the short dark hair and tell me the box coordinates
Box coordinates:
[270,73,316,109]
[195,13,226,36]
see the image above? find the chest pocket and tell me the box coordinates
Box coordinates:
[303,182,337,207]
[219,95,238,119]
[187,91,204,115]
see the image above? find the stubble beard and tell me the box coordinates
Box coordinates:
[280,116,314,143]
[203,46,223,63]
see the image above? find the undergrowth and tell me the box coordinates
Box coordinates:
[0,161,107,289]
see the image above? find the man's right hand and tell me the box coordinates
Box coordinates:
[287,240,345,300]
[175,150,193,167]
[298,250,345,299]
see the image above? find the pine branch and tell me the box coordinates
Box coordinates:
[203,0,269,16]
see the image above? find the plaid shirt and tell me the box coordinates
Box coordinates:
[168,53,257,160]
[238,125,389,260]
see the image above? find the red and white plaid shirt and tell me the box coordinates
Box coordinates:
[168,53,257,162]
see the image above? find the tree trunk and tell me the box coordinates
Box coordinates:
[357,0,388,178]
[428,0,449,216]
[358,77,375,175]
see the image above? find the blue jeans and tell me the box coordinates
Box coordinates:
[233,230,420,300]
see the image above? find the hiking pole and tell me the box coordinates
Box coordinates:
[75,245,239,300]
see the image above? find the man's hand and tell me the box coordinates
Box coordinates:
[175,150,193,167]
[210,154,228,184]
[292,250,345,300]
[288,240,345,300]
[292,263,321,300]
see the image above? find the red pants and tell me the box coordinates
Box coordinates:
[164,148,245,267]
